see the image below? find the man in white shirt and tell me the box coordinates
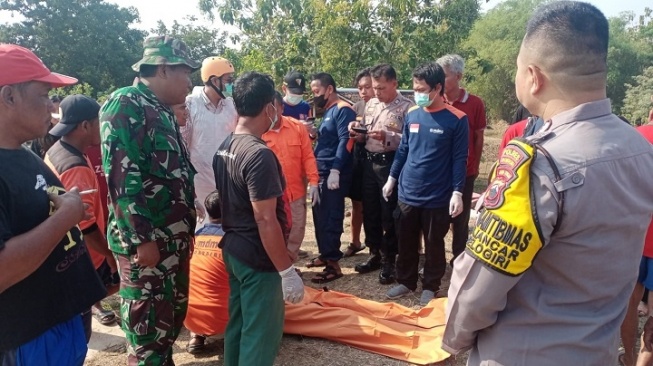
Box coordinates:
[182,56,238,230]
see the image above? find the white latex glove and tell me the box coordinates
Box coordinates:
[279,266,305,304]
[450,191,463,218]
[382,176,397,202]
[308,185,320,207]
[195,199,206,224]
[327,169,340,190]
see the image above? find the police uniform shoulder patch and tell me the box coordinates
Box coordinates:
[466,138,544,276]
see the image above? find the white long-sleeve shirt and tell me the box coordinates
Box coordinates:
[182,87,238,228]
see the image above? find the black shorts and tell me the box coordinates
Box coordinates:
[347,143,364,202]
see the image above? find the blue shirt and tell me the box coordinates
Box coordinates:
[196,222,225,236]
[314,101,356,174]
[283,100,311,120]
[390,104,469,208]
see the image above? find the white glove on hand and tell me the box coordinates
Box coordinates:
[195,199,206,224]
[382,176,397,202]
[450,191,463,218]
[279,266,305,304]
[327,169,340,190]
[308,185,320,207]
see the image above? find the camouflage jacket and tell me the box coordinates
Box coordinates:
[100,81,196,254]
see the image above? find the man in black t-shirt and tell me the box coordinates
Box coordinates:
[0,44,106,365]
[212,71,304,366]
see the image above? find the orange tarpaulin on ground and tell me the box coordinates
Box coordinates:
[186,237,451,365]
[284,287,451,365]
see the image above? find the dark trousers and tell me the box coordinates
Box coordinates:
[395,201,450,292]
[223,252,284,366]
[451,175,477,266]
[312,172,351,262]
[361,156,398,258]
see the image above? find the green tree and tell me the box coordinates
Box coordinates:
[199,0,482,89]
[0,0,145,97]
[622,66,653,125]
[607,11,653,113]
[463,0,546,121]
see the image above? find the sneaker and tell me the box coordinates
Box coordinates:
[420,290,435,306]
[354,254,382,273]
[386,284,412,300]
[379,261,396,285]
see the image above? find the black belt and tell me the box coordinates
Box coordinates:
[364,150,395,164]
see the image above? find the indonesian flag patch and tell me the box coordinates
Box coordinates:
[409,124,419,133]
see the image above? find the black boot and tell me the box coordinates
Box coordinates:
[379,255,396,285]
[355,251,382,273]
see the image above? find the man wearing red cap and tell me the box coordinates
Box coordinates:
[0,44,106,365]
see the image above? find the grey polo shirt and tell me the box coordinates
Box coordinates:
[443,99,653,365]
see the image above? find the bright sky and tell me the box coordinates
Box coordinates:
[0,0,648,32]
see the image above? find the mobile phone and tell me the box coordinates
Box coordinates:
[352,126,368,134]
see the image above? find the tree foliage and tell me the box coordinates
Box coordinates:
[0,0,145,97]
[199,0,482,88]
[462,0,546,121]
[622,66,653,125]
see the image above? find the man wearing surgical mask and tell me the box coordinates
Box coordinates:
[183,56,238,231]
[282,71,315,138]
[306,72,356,284]
[212,72,304,366]
[383,62,468,306]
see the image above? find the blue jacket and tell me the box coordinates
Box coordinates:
[314,101,355,175]
[390,104,469,208]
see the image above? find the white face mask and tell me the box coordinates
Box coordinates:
[284,93,303,106]
[267,104,279,131]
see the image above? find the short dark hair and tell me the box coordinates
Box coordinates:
[354,67,371,86]
[370,64,397,81]
[412,62,445,96]
[233,72,275,117]
[311,72,336,92]
[49,95,62,104]
[525,1,608,71]
[273,90,284,105]
[204,191,222,220]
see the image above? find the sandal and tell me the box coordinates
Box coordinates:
[93,308,116,326]
[306,257,327,268]
[311,265,343,284]
[343,243,366,258]
[186,334,206,354]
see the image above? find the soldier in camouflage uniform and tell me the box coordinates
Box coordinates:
[99,35,199,366]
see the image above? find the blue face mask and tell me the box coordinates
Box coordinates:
[414,92,433,108]
[224,83,234,97]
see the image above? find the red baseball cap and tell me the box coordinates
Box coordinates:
[0,44,77,87]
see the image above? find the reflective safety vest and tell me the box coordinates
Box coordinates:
[467,138,564,276]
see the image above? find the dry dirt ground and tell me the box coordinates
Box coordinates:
[84,121,636,366]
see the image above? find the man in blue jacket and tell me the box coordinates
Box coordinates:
[307,72,356,284]
[382,62,468,306]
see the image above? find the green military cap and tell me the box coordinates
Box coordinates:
[131,35,200,72]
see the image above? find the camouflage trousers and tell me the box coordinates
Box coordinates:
[115,236,191,366]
